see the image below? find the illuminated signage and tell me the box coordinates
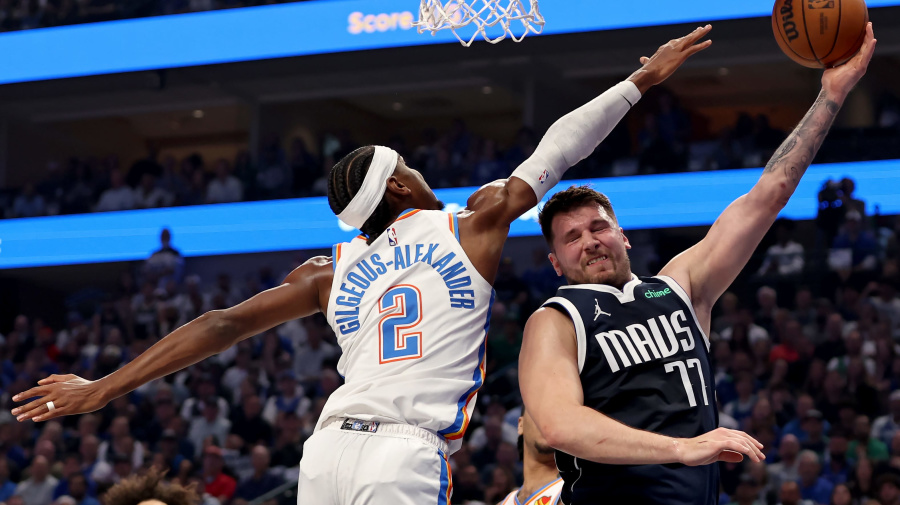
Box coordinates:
[1,0,898,85]
[0,159,898,269]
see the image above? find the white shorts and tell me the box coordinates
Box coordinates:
[297,418,452,505]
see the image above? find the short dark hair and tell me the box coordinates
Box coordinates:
[103,467,199,505]
[538,186,617,246]
[327,146,394,245]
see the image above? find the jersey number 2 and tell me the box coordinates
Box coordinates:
[378,285,423,364]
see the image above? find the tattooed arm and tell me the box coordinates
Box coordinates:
[658,23,876,332]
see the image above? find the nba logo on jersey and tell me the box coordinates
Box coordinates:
[387,227,399,246]
[538,169,550,184]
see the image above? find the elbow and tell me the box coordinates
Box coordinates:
[203,310,240,353]
[538,417,569,451]
[748,182,789,214]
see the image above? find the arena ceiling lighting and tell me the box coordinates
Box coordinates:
[1,159,899,269]
[1,0,898,85]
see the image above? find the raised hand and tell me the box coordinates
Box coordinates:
[678,427,766,466]
[11,374,109,423]
[629,25,713,94]
[822,22,876,102]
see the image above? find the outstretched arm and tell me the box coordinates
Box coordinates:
[460,26,713,282]
[12,257,334,422]
[465,25,714,229]
[519,307,764,465]
[659,24,876,325]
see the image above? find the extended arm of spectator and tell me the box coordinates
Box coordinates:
[519,306,764,466]
[660,24,875,323]
[11,256,334,422]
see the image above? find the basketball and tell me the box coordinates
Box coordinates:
[772,0,869,68]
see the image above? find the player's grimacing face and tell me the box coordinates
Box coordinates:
[548,204,631,287]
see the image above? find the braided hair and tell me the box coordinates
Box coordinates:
[327,146,395,244]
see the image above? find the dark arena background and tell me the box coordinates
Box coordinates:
[1,1,900,504]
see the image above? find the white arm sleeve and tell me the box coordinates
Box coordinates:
[511,80,642,200]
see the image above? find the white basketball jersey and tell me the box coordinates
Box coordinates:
[321,209,494,452]
[500,478,564,505]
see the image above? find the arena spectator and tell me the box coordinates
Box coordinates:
[758,219,805,277]
[221,345,261,402]
[15,456,58,505]
[134,174,173,209]
[291,328,337,388]
[878,474,900,505]
[144,228,184,287]
[800,410,828,460]
[187,397,232,451]
[721,308,771,347]
[157,429,193,473]
[827,330,876,380]
[205,160,243,204]
[98,417,144,470]
[483,465,515,504]
[78,436,112,486]
[180,374,229,422]
[0,457,17,502]
[867,279,900,337]
[12,184,45,218]
[289,138,318,197]
[64,474,98,505]
[261,371,310,425]
[255,135,290,199]
[724,373,758,426]
[797,450,834,505]
[232,446,284,505]
[269,412,303,469]
[95,170,134,212]
[727,473,764,505]
[822,434,850,487]
[831,210,878,274]
[199,446,234,503]
[778,480,814,505]
[768,434,801,494]
[847,415,889,463]
[871,390,900,448]
[230,395,272,447]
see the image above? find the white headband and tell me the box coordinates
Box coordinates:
[337,146,399,230]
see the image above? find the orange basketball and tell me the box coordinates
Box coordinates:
[772,0,868,68]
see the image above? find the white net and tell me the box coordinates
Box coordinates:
[413,0,544,47]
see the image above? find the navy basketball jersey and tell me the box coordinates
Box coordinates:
[543,274,719,505]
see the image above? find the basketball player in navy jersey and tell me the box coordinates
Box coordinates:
[519,23,876,505]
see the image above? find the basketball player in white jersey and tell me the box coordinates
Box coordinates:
[11,25,735,504]
[499,410,563,505]
[519,23,875,505]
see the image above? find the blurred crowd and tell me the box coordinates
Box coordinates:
[2,171,900,505]
[0,0,313,33]
[4,86,900,220]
